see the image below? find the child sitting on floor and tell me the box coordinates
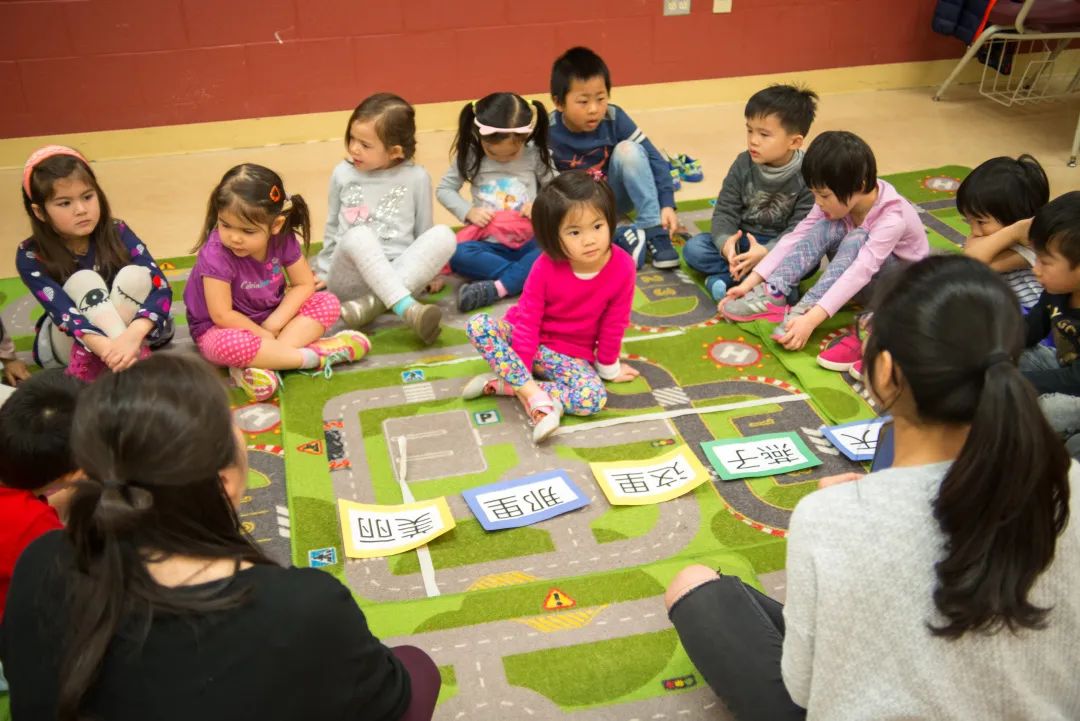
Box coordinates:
[720,131,929,373]
[548,47,679,270]
[960,154,1049,310]
[463,171,639,443]
[1020,192,1080,458]
[684,84,818,301]
[438,92,556,313]
[185,164,369,402]
[313,93,456,345]
[0,370,82,620]
[17,145,174,381]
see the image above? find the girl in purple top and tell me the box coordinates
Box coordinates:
[719,132,929,371]
[463,171,639,443]
[17,145,174,382]
[184,165,370,401]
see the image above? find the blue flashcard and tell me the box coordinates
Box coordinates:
[820,417,891,462]
[463,471,589,531]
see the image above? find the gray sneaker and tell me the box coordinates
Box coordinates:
[403,302,442,345]
[721,285,788,322]
[340,292,384,329]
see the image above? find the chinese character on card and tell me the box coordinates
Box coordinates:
[463,471,589,531]
[820,417,890,462]
[701,432,821,480]
[590,446,710,505]
[337,497,455,559]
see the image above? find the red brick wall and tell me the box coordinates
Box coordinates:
[0,0,960,138]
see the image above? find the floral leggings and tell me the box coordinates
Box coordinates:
[466,313,607,416]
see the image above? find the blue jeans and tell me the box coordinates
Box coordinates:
[450,239,540,296]
[608,140,661,228]
[684,231,775,287]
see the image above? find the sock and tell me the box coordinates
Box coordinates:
[494,280,508,298]
[765,282,785,299]
[298,347,320,369]
[391,296,417,317]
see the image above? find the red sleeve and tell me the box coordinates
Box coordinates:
[595,251,635,366]
[509,255,551,366]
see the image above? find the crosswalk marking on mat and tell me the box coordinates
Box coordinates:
[403,382,436,403]
[653,386,691,407]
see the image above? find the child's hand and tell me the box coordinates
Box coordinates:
[255,325,277,341]
[2,358,30,386]
[660,207,679,235]
[104,331,144,372]
[610,362,640,383]
[717,281,752,313]
[776,308,826,351]
[425,277,446,295]
[730,235,768,281]
[818,472,863,489]
[721,230,744,264]
[466,208,494,227]
[261,316,286,337]
[521,202,533,219]
[313,278,327,291]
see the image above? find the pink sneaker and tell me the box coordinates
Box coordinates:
[848,360,863,381]
[816,333,861,372]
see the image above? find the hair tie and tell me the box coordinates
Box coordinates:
[982,351,1011,371]
[22,145,89,198]
[473,102,537,137]
[585,167,606,182]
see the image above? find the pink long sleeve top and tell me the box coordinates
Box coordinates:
[505,246,636,375]
[753,179,929,316]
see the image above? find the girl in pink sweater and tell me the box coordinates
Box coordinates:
[464,171,638,443]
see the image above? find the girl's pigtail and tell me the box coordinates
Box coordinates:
[283,194,312,256]
[454,101,483,184]
[529,99,552,171]
[193,190,221,254]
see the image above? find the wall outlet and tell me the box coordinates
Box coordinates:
[713,0,732,12]
[663,0,691,16]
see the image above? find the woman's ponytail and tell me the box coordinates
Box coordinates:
[932,358,1070,637]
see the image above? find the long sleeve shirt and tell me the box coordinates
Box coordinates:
[709,150,814,245]
[1023,291,1080,395]
[313,160,435,278]
[548,105,675,210]
[783,462,1080,720]
[504,248,635,377]
[16,222,173,345]
[436,144,555,223]
[754,179,929,316]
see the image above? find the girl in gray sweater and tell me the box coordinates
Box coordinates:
[667,255,1078,720]
[313,94,455,345]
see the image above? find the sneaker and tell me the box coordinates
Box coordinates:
[458,280,500,313]
[309,330,372,369]
[704,274,728,302]
[671,153,704,182]
[645,226,680,270]
[668,165,683,192]
[848,360,863,381]
[816,333,862,372]
[340,292,384,329]
[614,225,647,269]
[721,285,788,322]
[403,302,442,345]
[462,373,514,399]
[229,366,281,402]
[531,399,564,444]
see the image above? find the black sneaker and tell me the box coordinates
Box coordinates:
[457,280,500,312]
[613,225,647,269]
[645,226,679,269]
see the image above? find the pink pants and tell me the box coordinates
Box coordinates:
[196,292,340,368]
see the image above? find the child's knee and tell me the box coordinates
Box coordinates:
[612,140,646,168]
[303,291,341,328]
[465,312,495,341]
[340,224,380,255]
[570,379,606,415]
[429,225,457,260]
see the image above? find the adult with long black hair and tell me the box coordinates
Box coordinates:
[0,353,440,721]
[667,255,1078,720]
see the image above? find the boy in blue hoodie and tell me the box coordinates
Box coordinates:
[548,46,679,270]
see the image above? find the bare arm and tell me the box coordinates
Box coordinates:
[963,218,1033,265]
[261,257,316,334]
[203,277,273,337]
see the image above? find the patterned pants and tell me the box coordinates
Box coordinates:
[466,313,607,416]
[196,291,340,368]
[766,221,871,311]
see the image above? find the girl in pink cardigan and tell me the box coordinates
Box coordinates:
[464,171,638,443]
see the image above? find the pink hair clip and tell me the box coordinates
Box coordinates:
[22,145,89,197]
[585,167,606,182]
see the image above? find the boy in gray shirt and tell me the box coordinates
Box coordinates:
[684,85,818,301]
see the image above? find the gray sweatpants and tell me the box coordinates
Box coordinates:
[325,224,456,308]
[1021,345,1080,459]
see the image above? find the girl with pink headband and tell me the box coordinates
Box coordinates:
[17,145,174,381]
[437,92,556,313]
